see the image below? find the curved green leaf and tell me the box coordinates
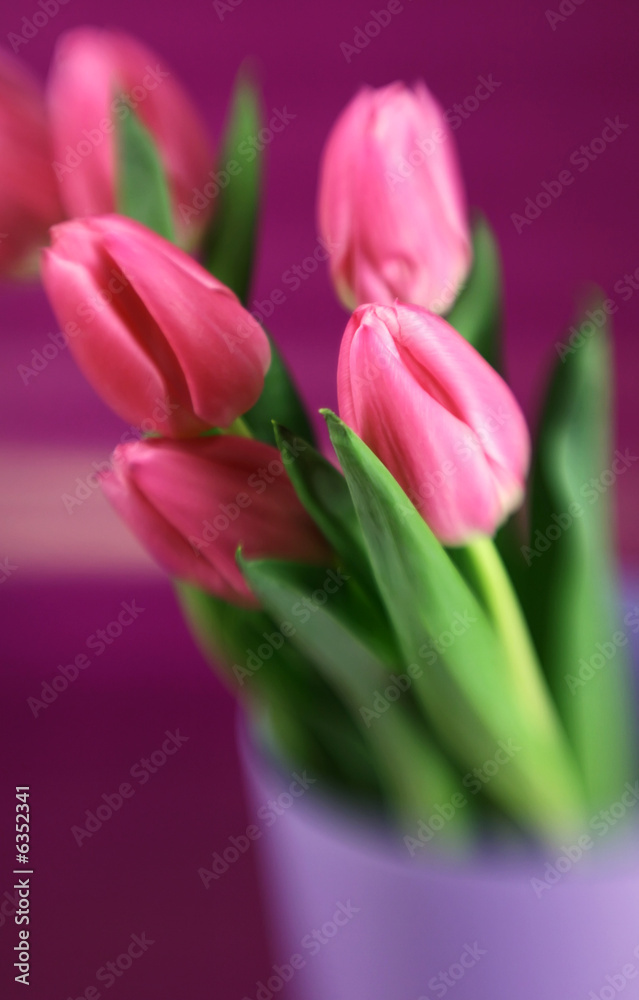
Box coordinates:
[324,410,585,841]
[526,315,635,810]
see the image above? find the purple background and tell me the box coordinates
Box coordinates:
[1,1,638,998]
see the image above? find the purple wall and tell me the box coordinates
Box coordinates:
[1,2,638,997]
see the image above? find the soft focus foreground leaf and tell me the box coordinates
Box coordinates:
[526,318,635,810]
[175,581,382,800]
[238,556,468,833]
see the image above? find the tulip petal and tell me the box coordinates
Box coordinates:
[0,49,62,275]
[337,303,530,543]
[41,215,271,435]
[42,223,203,436]
[318,88,371,307]
[102,437,331,606]
[346,316,502,542]
[318,81,472,312]
[101,226,270,427]
[393,305,529,486]
[102,452,233,598]
[47,28,213,245]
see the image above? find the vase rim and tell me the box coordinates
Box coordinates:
[237,708,639,887]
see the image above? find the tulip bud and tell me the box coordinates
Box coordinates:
[102,436,331,605]
[318,82,471,313]
[337,303,530,544]
[47,28,213,247]
[0,48,63,277]
[41,214,271,436]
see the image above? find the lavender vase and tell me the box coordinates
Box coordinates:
[239,722,639,1000]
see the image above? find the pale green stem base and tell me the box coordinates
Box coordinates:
[224,416,252,438]
[464,536,584,799]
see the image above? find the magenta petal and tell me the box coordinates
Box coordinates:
[46,28,213,246]
[338,303,530,544]
[318,81,472,312]
[0,48,62,275]
[102,438,331,606]
[41,215,271,436]
[102,226,271,428]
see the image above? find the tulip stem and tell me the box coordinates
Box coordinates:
[463,536,568,741]
[225,417,252,438]
[462,536,587,836]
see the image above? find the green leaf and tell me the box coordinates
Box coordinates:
[236,558,386,697]
[116,106,175,241]
[445,215,502,371]
[525,315,635,810]
[324,410,586,842]
[273,424,364,567]
[243,334,316,446]
[202,70,261,302]
[272,423,392,641]
[238,556,468,832]
[198,71,316,446]
[175,581,382,798]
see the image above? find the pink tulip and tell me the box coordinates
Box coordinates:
[41,214,270,436]
[102,436,331,605]
[337,303,530,544]
[47,28,213,246]
[0,48,63,277]
[318,82,471,313]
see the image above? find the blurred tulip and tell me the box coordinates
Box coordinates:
[337,303,529,544]
[47,28,213,246]
[41,214,270,436]
[102,436,331,605]
[0,48,63,277]
[318,82,471,313]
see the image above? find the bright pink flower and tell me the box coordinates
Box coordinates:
[41,215,270,436]
[0,48,63,277]
[47,28,213,246]
[102,436,331,605]
[318,82,471,313]
[337,303,530,544]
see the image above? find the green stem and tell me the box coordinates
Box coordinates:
[224,416,252,438]
[464,536,574,752]
[371,708,473,846]
[464,536,587,836]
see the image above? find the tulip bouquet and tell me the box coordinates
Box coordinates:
[6,31,634,850]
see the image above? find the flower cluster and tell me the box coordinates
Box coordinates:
[0,28,212,276]
[3,30,631,844]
